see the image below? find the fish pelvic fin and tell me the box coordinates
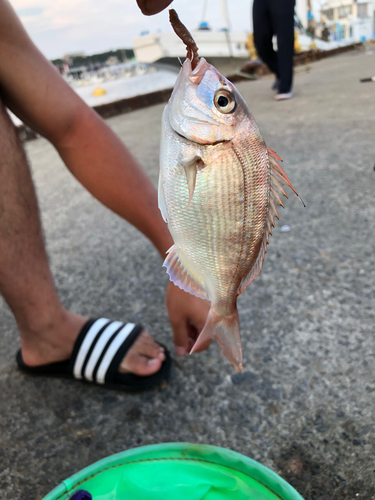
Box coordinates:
[191,307,243,372]
[163,245,208,300]
[238,148,304,295]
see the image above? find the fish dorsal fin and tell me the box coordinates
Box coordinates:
[238,148,303,295]
[163,245,208,300]
[158,169,168,223]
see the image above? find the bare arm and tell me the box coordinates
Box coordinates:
[0,0,210,354]
[0,0,171,257]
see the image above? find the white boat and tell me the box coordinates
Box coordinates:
[133,30,249,64]
[133,0,250,66]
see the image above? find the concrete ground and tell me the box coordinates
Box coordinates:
[0,49,374,500]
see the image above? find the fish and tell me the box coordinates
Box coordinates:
[158,10,303,372]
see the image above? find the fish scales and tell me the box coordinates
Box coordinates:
[159,54,302,372]
[168,147,243,302]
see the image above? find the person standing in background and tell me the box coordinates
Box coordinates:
[252,0,296,100]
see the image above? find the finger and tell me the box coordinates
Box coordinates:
[188,324,211,353]
[189,338,211,353]
[190,301,210,333]
[186,307,211,352]
[136,0,173,16]
[172,319,189,356]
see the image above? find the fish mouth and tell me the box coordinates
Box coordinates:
[172,125,230,147]
[188,57,211,84]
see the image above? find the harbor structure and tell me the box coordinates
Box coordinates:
[320,0,374,41]
[133,0,361,65]
[133,30,249,63]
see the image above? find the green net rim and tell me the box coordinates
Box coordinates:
[42,442,304,500]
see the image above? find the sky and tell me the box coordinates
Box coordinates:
[10,0,254,60]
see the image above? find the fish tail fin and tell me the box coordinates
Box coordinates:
[191,307,243,372]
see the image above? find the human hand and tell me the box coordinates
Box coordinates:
[136,0,173,16]
[165,281,211,356]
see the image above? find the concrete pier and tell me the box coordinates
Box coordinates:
[0,48,374,499]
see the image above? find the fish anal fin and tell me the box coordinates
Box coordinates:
[163,245,208,300]
[181,155,203,207]
[191,307,242,372]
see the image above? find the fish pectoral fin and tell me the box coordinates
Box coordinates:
[181,155,203,207]
[163,245,208,300]
[158,170,168,223]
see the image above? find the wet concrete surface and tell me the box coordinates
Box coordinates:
[0,49,374,499]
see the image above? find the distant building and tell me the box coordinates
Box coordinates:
[320,0,374,41]
[295,0,309,29]
[105,56,120,66]
[63,51,86,65]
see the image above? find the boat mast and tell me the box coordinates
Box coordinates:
[220,0,233,57]
[201,0,208,24]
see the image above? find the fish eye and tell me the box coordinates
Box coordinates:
[214,90,236,114]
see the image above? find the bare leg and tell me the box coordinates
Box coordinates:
[0,101,164,376]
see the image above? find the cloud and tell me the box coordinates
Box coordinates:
[15,6,44,17]
[9,0,252,60]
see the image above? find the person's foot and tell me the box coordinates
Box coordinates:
[274,92,293,101]
[119,329,165,376]
[271,79,280,91]
[19,311,165,377]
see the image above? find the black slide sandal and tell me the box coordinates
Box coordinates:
[16,318,171,392]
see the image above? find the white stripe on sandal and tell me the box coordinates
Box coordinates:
[73,318,110,379]
[96,323,135,384]
[84,321,123,382]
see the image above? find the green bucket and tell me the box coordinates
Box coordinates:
[43,443,304,500]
